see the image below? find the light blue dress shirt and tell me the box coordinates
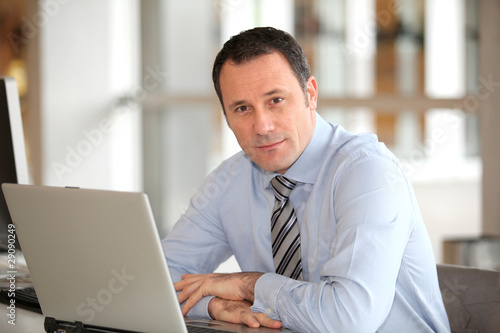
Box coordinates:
[162,114,450,332]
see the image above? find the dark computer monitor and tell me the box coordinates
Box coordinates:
[0,77,30,251]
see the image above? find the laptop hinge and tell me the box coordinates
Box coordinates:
[44,316,139,333]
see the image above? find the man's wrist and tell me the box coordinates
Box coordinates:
[240,272,263,303]
[208,297,220,320]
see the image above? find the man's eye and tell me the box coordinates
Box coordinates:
[235,105,249,112]
[271,97,283,104]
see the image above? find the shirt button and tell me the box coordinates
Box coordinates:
[266,308,272,314]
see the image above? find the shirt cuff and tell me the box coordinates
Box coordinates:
[250,273,289,320]
[186,295,215,319]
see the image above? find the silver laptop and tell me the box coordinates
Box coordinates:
[2,184,295,333]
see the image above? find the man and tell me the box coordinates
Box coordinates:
[162,27,450,332]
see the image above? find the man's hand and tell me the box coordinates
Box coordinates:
[208,297,282,329]
[175,272,263,315]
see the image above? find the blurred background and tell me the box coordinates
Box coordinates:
[1,0,499,269]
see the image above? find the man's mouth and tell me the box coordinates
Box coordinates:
[257,140,285,151]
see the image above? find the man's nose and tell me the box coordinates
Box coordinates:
[253,108,275,135]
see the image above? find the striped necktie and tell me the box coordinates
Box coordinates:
[270,176,303,280]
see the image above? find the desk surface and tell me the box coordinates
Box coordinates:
[1,306,44,332]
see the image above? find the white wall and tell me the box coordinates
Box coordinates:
[39,0,141,191]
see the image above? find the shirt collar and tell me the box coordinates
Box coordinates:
[261,113,333,188]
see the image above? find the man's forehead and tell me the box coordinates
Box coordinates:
[221,69,294,105]
[220,53,296,87]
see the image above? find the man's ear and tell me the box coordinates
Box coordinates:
[306,76,318,110]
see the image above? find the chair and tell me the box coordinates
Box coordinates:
[437,264,500,333]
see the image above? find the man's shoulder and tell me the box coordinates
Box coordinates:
[317,123,403,181]
[328,124,384,160]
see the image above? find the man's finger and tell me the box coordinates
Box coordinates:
[252,313,283,329]
[176,277,205,303]
[175,273,206,291]
[240,312,261,328]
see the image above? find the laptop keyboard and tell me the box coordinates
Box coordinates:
[187,326,232,333]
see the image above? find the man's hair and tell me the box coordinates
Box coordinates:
[212,27,311,113]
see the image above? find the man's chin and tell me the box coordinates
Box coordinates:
[254,159,292,174]
[245,149,296,173]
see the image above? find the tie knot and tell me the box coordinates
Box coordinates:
[271,176,297,200]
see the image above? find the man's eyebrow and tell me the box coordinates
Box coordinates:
[263,88,285,97]
[228,99,247,110]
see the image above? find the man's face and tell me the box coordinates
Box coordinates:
[219,52,318,174]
